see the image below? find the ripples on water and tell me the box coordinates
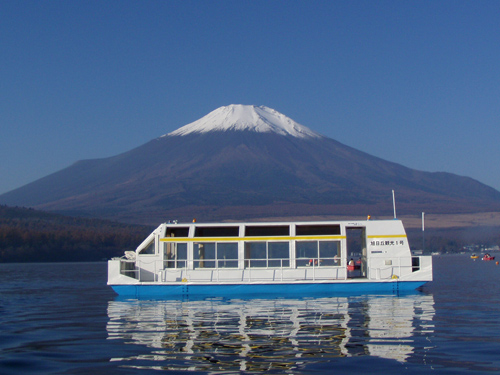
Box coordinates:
[1,255,499,374]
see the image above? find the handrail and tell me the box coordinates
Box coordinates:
[128,255,431,283]
[190,256,344,268]
[154,258,347,283]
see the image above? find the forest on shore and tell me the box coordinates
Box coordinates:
[1,205,499,262]
[0,205,153,262]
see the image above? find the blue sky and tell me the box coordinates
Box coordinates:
[1,0,500,195]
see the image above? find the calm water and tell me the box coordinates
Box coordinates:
[1,255,499,374]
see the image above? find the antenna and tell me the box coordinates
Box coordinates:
[392,190,397,219]
[422,212,425,252]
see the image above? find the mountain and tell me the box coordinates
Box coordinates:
[2,104,500,224]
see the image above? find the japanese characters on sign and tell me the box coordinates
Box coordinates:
[370,240,405,246]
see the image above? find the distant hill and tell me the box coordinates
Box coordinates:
[1,104,500,225]
[0,205,152,262]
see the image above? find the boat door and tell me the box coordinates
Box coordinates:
[346,227,367,278]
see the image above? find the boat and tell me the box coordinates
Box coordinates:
[482,254,495,261]
[108,218,433,297]
[471,254,479,259]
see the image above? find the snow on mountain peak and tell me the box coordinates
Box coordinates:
[166,105,323,139]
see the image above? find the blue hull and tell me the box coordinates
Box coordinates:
[111,281,427,298]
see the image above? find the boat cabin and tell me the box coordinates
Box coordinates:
[108,219,433,286]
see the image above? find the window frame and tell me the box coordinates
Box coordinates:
[244,241,290,268]
[193,242,239,269]
[163,242,188,269]
[295,240,341,267]
[138,239,156,256]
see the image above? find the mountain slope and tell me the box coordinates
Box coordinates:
[1,105,500,224]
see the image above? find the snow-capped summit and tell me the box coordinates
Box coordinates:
[166,104,323,139]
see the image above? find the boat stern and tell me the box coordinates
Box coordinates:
[107,258,139,286]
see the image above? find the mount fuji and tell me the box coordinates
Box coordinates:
[168,105,322,138]
[2,104,500,224]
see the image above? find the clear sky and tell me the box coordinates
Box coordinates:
[1,0,500,195]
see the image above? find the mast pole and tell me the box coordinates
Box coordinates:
[392,190,397,219]
[422,212,425,253]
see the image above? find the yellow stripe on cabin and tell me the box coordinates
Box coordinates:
[160,235,346,242]
[160,234,404,242]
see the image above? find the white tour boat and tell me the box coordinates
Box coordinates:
[108,219,433,297]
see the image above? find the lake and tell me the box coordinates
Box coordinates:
[1,254,499,374]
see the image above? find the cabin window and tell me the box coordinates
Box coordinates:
[412,257,420,272]
[244,241,290,268]
[295,241,317,266]
[319,241,341,266]
[193,242,238,268]
[296,224,340,236]
[245,226,289,237]
[296,240,340,267]
[195,226,239,237]
[244,242,266,267]
[216,243,238,268]
[193,243,216,268]
[139,239,155,255]
[164,242,187,268]
[268,242,290,267]
[166,227,189,237]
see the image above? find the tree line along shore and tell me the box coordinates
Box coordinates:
[1,205,499,262]
[0,205,152,262]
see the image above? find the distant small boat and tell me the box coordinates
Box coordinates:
[482,254,495,261]
[471,254,479,259]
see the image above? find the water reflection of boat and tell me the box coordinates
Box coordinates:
[106,294,435,371]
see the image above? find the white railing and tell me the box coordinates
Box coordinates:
[129,255,431,283]
[153,257,346,283]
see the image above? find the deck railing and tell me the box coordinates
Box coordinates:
[126,255,432,283]
[142,257,348,282]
